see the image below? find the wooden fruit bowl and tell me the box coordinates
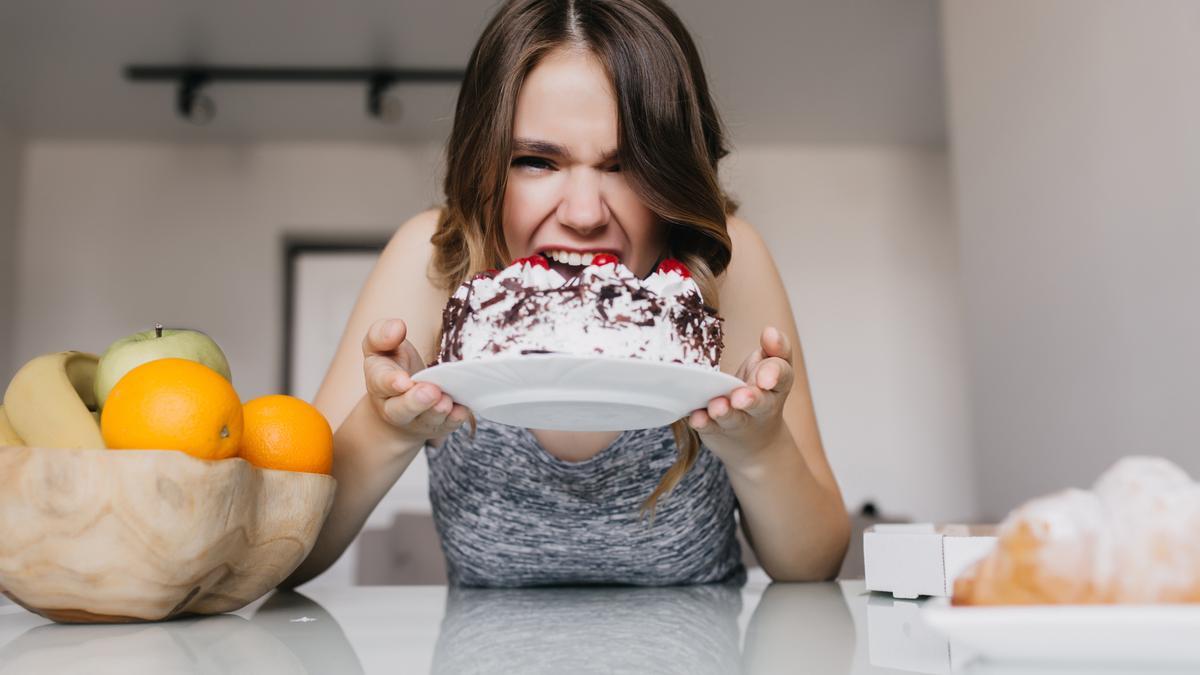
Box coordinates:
[0,446,336,624]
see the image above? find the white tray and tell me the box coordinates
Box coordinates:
[921,598,1200,666]
[412,354,743,431]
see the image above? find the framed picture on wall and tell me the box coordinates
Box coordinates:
[282,236,388,402]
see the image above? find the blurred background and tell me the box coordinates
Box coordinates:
[0,0,1197,587]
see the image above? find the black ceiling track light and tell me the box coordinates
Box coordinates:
[125,65,465,125]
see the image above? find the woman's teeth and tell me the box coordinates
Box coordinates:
[542,250,603,266]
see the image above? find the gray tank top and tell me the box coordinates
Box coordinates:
[426,417,745,587]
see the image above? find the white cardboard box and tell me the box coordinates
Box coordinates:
[863,524,997,600]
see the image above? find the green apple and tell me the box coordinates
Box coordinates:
[94,323,233,411]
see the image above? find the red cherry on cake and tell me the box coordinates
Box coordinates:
[511,255,550,269]
[657,258,691,278]
[591,253,620,267]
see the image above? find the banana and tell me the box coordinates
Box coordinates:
[3,351,104,449]
[0,404,24,446]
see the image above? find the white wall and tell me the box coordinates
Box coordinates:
[11,140,971,583]
[943,0,1200,518]
[725,147,973,523]
[0,122,19,383]
[12,141,444,398]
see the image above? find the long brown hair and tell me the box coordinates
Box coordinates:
[430,0,739,515]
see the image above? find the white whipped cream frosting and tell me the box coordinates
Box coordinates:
[451,258,703,302]
[442,258,722,369]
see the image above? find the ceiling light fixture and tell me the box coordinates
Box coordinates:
[176,72,215,125]
[125,65,464,124]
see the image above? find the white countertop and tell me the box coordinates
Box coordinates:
[0,578,1192,674]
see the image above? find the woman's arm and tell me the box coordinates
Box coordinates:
[702,215,850,582]
[281,393,426,588]
[281,208,448,588]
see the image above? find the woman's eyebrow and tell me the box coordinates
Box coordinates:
[512,138,619,163]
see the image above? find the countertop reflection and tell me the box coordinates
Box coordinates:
[432,580,853,675]
[0,589,364,674]
[1,578,1193,674]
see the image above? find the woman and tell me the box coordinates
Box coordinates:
[284,0,849,588]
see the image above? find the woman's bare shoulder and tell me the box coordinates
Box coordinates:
[380,207,444,284]
[727,213,763,247]
[384,207,442,264]
[718,214,771,289]
[714,213,797,367]
[375,207,448,347]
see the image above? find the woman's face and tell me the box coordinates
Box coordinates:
[502,47,666,279]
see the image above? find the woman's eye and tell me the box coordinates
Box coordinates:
[606,164,622,173]
[512,156,553,170]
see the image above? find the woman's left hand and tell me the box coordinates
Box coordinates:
[689,325,794,468]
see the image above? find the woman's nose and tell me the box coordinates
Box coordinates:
[556,169,608,235]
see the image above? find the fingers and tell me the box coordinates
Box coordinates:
[691,356,794,436]
[365,353,409,399]
[363,318,408,357]
[361,317,467,440]
[735,348,765,383]
[381,382,444,426]
[730,384,774,418]
[761,325,792,363]
[694,395,751,432]
[723,358,792,423]
[751,356,794,394]
[733,327,789,382]
[712,355,792,419]
[362,316,429,400]
[689,329,797,438]
[383,388,470,435]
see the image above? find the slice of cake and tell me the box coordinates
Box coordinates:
[433,254,723,369]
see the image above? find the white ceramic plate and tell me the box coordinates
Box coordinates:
[411,354,744,431]
[921,598,1200,666]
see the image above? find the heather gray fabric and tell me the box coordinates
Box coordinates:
[426,417,745,587]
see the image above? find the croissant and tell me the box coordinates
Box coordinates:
[953,457,1200,606]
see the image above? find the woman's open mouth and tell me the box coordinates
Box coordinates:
[538,249,616,279]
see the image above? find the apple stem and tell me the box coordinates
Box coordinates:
[155,323,163,338]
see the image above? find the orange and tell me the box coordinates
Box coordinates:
[101,358,243,460]
[238,395,333,474]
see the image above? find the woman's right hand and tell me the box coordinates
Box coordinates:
[362,318,470,445]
